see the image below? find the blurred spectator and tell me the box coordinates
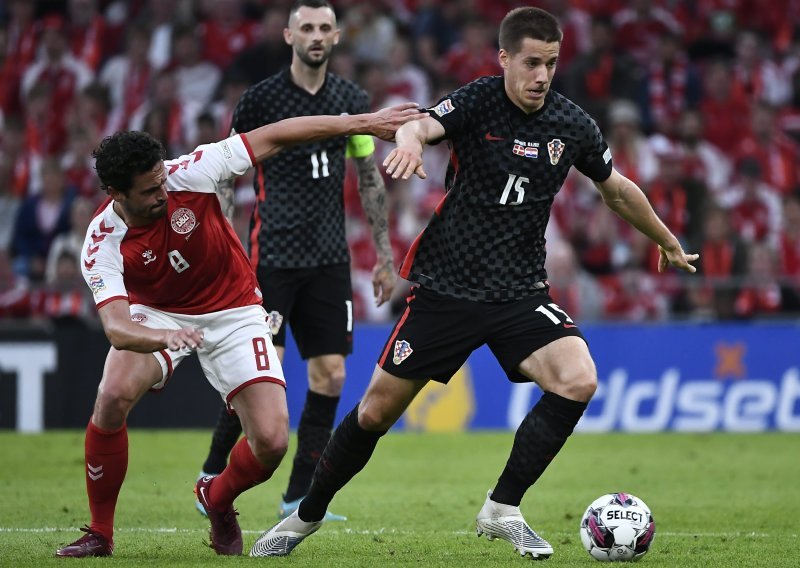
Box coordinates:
[734,242,784,318]
[440,16,499,85]
[0,116,41,197]
[644,143,691,249]
[208,70,250,139]
[639,31,701,135]
[564,16,639,133]
[412,0,464,78]
[98,23,154,128]
[197,0,259,70]
[227,7,292,86]
[129,69,202,156]
[777,193,800,288]
[601,265,669,321]
[732,30,792,107]
[718,157,783,246]
[341,2,397,64]
[45,196,94,285]
[192,111,218,148]
[69,82,120,141]
[0,156,22,252]
[545,239,604,321]
[141,0,180,71]
[66,0,114,72]
[386,35,432,107]
[21,14,94,157]
[669,109,732,198]
[2,0,39,118]
[10,158,75,281]
[612,0,683,67]
[169,23,222,108]
[698,60,751,154]
[674,0,738,60]
[60,126,100,200]
[605,100,658,187]
[735,101,800,196]
[689,205,748,319]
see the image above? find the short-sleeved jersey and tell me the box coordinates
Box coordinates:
[81,134,262,315]
[232,69,371,269]
[401,76,613,302]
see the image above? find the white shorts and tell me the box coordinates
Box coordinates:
[129,303,285,409]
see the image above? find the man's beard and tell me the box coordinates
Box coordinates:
[297,46,330,68]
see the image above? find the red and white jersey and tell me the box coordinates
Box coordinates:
[81,134,261,315]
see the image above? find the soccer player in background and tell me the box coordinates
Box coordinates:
[194,0,396,522]
[53,102,421,558]
[250,7,698,559]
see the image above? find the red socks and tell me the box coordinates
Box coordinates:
[208,437,273,510]
[85,419,128,541]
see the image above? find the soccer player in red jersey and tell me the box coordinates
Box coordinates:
[54,102,421,558]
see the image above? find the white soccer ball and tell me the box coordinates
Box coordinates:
[579,493,656,562]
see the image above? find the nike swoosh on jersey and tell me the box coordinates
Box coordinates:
[484,132,505,141]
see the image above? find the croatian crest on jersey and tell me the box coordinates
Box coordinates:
[431,98,454,117]
[171,207,196,234]
[547,138,565,165]
[266,310,284,337]
[393,339,413,365]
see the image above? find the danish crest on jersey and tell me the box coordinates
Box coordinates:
[393,339,413,365]
[547,138,565,165]
[431,98,454,117]
[130,313,148,323]
[170,207,196,234]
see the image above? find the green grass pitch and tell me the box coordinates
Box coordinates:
[1,430,798,567]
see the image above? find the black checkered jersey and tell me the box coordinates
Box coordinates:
[402,75,613,301]
[232,69,370,268]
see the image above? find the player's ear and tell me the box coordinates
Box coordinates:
[498,49,509,69]
[333,28,340,45]
[107,186,124,203]
[283,27,292,46]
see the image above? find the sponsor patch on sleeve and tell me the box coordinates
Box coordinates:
[603,147,612,164]
[220,141,233,160]
[89,274,106,296]
[431,98,455,117]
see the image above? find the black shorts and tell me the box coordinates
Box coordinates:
[257,263,353,359]
[377,286,586,383]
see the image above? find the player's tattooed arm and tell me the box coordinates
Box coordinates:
[216,175,236,224]
[355,153,396,306]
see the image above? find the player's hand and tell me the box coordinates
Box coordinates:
[368,102,424,141]
[372,256,396,307]
[658,245,699,274]
[166,327,204,351]
[383,146,427,180]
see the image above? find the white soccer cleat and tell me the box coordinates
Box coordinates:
[476,490,554,559]
[249,509,322,557]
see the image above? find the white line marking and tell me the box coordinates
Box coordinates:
[0,527,795,538]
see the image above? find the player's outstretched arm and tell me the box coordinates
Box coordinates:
[98,299,204,353]
[383,115,446,180]
[594,168,699,273]
[244,102,423,162]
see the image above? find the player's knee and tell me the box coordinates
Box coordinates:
[558,369,597,402]
[309,359,346,396]
[249,430,289,465]
[93,382,135,426]
[356,401,394,431]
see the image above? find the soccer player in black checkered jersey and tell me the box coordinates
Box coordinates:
[194,0,396,522]
[250,7,699,559]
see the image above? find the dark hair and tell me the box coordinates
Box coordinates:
[92,131,164,194]
[498,7,562,54]
[290,0,334,16]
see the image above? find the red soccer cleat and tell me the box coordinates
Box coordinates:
[194,475,243,555]
[56,526,113,558]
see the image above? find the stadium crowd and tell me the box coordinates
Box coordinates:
[1,0,800,324]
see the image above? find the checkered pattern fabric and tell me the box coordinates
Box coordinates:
[402,76,613,302]
[232,70,370,268]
